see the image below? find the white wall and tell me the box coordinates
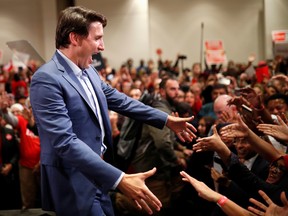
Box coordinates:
[0,0,45,64]
[149,0,265,69]
[0,0,287,70]
[41,0,57,62]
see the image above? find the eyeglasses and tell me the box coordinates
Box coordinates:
[269,161,287,173]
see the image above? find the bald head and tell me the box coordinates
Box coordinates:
[214,94,236,120]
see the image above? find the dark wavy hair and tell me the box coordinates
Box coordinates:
[55,6,107,49]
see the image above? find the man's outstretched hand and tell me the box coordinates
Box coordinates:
[166,115,197,143]
[117,168,162,215]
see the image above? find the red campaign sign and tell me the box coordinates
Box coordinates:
[206,50,227,64]
[205,40,227,64]
[272,30,288,43]
[205,40,223,50]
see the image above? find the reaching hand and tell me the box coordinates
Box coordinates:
[193,125,227,153]
[211,167,223,182]
[248,190,288,216]
[217,110,238,124]
[195,125,232,163]
[257,115,288,142]
[180,171,221,202]
[234,87,262,109]
[117,168,162,215]
[183,148,193,157]
[220,115,249,139]
[271,74,288,84]
[228,95,266,136]
[1,163,12,176]
[228,95,251,110]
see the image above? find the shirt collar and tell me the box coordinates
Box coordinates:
[57,50,82,77]
[243,154,258,170]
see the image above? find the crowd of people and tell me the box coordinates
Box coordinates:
[0,66,41,211]
[104,53,288,216]
[1,5,288,216]
[1,49,288,216]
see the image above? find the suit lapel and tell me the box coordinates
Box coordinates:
[53,52,98,119]
[53,52,112,147]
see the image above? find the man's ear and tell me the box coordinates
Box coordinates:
[69,32,81,46]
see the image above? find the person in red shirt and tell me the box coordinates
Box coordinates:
[1,98,40,210]
[10,72,29,101]
[255,61,271,84]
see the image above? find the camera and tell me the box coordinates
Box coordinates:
[178,55,187,60]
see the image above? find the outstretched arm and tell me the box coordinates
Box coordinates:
[257,115,288,145]
[229,87,274,137]
[180,171,256,216]
[193,125,232,165]
[220,115,282,162]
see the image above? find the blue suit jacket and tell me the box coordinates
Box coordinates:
[30,52,168,215]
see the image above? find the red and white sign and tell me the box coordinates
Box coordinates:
[272,30,288,58]
[205,40,223,50]
[272,30,288,43]
[205,40,227,65]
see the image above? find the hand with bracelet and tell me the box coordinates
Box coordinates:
[180,171,256,216]
[181,171,288,216]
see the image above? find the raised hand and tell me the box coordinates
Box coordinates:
[193,125,224,152]
[220,115,249,139]
[257,115,288,143]
[228,95,268,136]
[180,171,221,202]
[271,74,288,83]
[194,125,231,163]
[217,110,238,124]
[248,190,288,216]
[234,87,262,109]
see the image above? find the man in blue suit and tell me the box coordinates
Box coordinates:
[30,6,196,216]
